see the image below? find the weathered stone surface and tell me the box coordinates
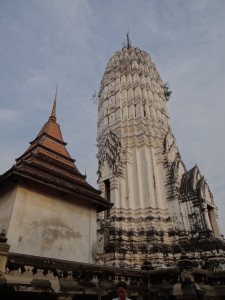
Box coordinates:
[96,44,225,269]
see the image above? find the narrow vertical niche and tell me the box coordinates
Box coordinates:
[143,105,146,117]
[104,179,111,218]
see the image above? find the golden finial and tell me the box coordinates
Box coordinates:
[49,85,58,122]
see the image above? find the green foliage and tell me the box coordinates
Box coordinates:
[91,90,98,105]
[163,81,172,101]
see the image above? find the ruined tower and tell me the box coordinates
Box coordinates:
[96,38,225,269]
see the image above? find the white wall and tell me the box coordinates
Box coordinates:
[0,186,17,233]
[6,184,97,264]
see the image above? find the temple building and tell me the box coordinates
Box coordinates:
[0,92,111,264]
[1,38,225,299]
[96,37,225,270]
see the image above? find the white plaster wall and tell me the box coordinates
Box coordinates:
[7,185,97,264]
[0,186,17,233]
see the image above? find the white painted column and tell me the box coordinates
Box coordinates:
[202,204,212,231]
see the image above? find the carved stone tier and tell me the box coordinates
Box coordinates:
[96,45,225,269]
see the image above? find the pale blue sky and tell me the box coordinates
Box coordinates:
[0,0,225,233]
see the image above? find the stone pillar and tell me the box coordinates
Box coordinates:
[0,230,10,274]
[209,208,221,238]
[202,204,212,231]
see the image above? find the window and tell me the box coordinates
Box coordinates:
[104,179,111,218]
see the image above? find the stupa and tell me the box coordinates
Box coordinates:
[96,34,225,269]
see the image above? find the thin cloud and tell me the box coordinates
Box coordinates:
[0,108,20,126]
[0,0,225,233]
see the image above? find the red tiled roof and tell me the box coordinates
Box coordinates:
[0,99,112,212]
[16,114,83,180]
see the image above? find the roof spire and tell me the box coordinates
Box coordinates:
[123,29,132,49]
[49,85,58,123]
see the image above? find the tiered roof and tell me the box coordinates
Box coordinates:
[0,93,111,212]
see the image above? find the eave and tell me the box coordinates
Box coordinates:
[0,167,112,212]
